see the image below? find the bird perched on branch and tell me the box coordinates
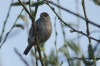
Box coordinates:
[23,12,52,55]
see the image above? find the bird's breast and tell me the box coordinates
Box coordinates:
[37,21,52,43]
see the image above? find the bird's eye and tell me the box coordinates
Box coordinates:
[44,15,47,17]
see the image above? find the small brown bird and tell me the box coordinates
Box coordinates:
[23,12,52,55]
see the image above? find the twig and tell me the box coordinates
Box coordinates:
[45,1,100,43]
[82,0,96,65]
[29,0,32,13]
[72,30,100,41]
[0,9,24,48]
[14,48,29,66]
[57,0,71,66]
[35,47,38,66]
[54,17,58,58]
[30,50,36,66]
[18,0,33,20]
[0,0,13,43]
[75,0,80,45]
[93,38,100,52]
[74,57,100,60]
[75,0,81,66]
[82,0,91,44]
[18,0,44,66]
[12,1,100,28]
[32,0,44,66]
[48,1,100,28]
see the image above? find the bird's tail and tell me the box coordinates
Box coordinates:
[23,45,33,55]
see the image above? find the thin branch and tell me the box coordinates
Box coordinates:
[82,0,91,44]
[82,1,96,65]
[12,1,100,28]
[72,30,100,41]
[57,0,71,66]
[0,9,24,48]
[74,57,100,60]
[32,0,44,66]
[0,0,13,43]
[29,0,32,13]
[93,38,100,52]
[18,0,44,66]
[75,0,81,65]
[35,47,38,66]
[45,1,100,43]
[30,50,36,66]
[54,17,59,65]
[75,0,80,45]
[18,0,33,20]
[14,48,30,66]
[48,1,100,28]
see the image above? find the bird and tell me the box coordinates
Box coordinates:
[23,12,52,55]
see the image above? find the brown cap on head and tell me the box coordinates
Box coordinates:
[40,12,49,17]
